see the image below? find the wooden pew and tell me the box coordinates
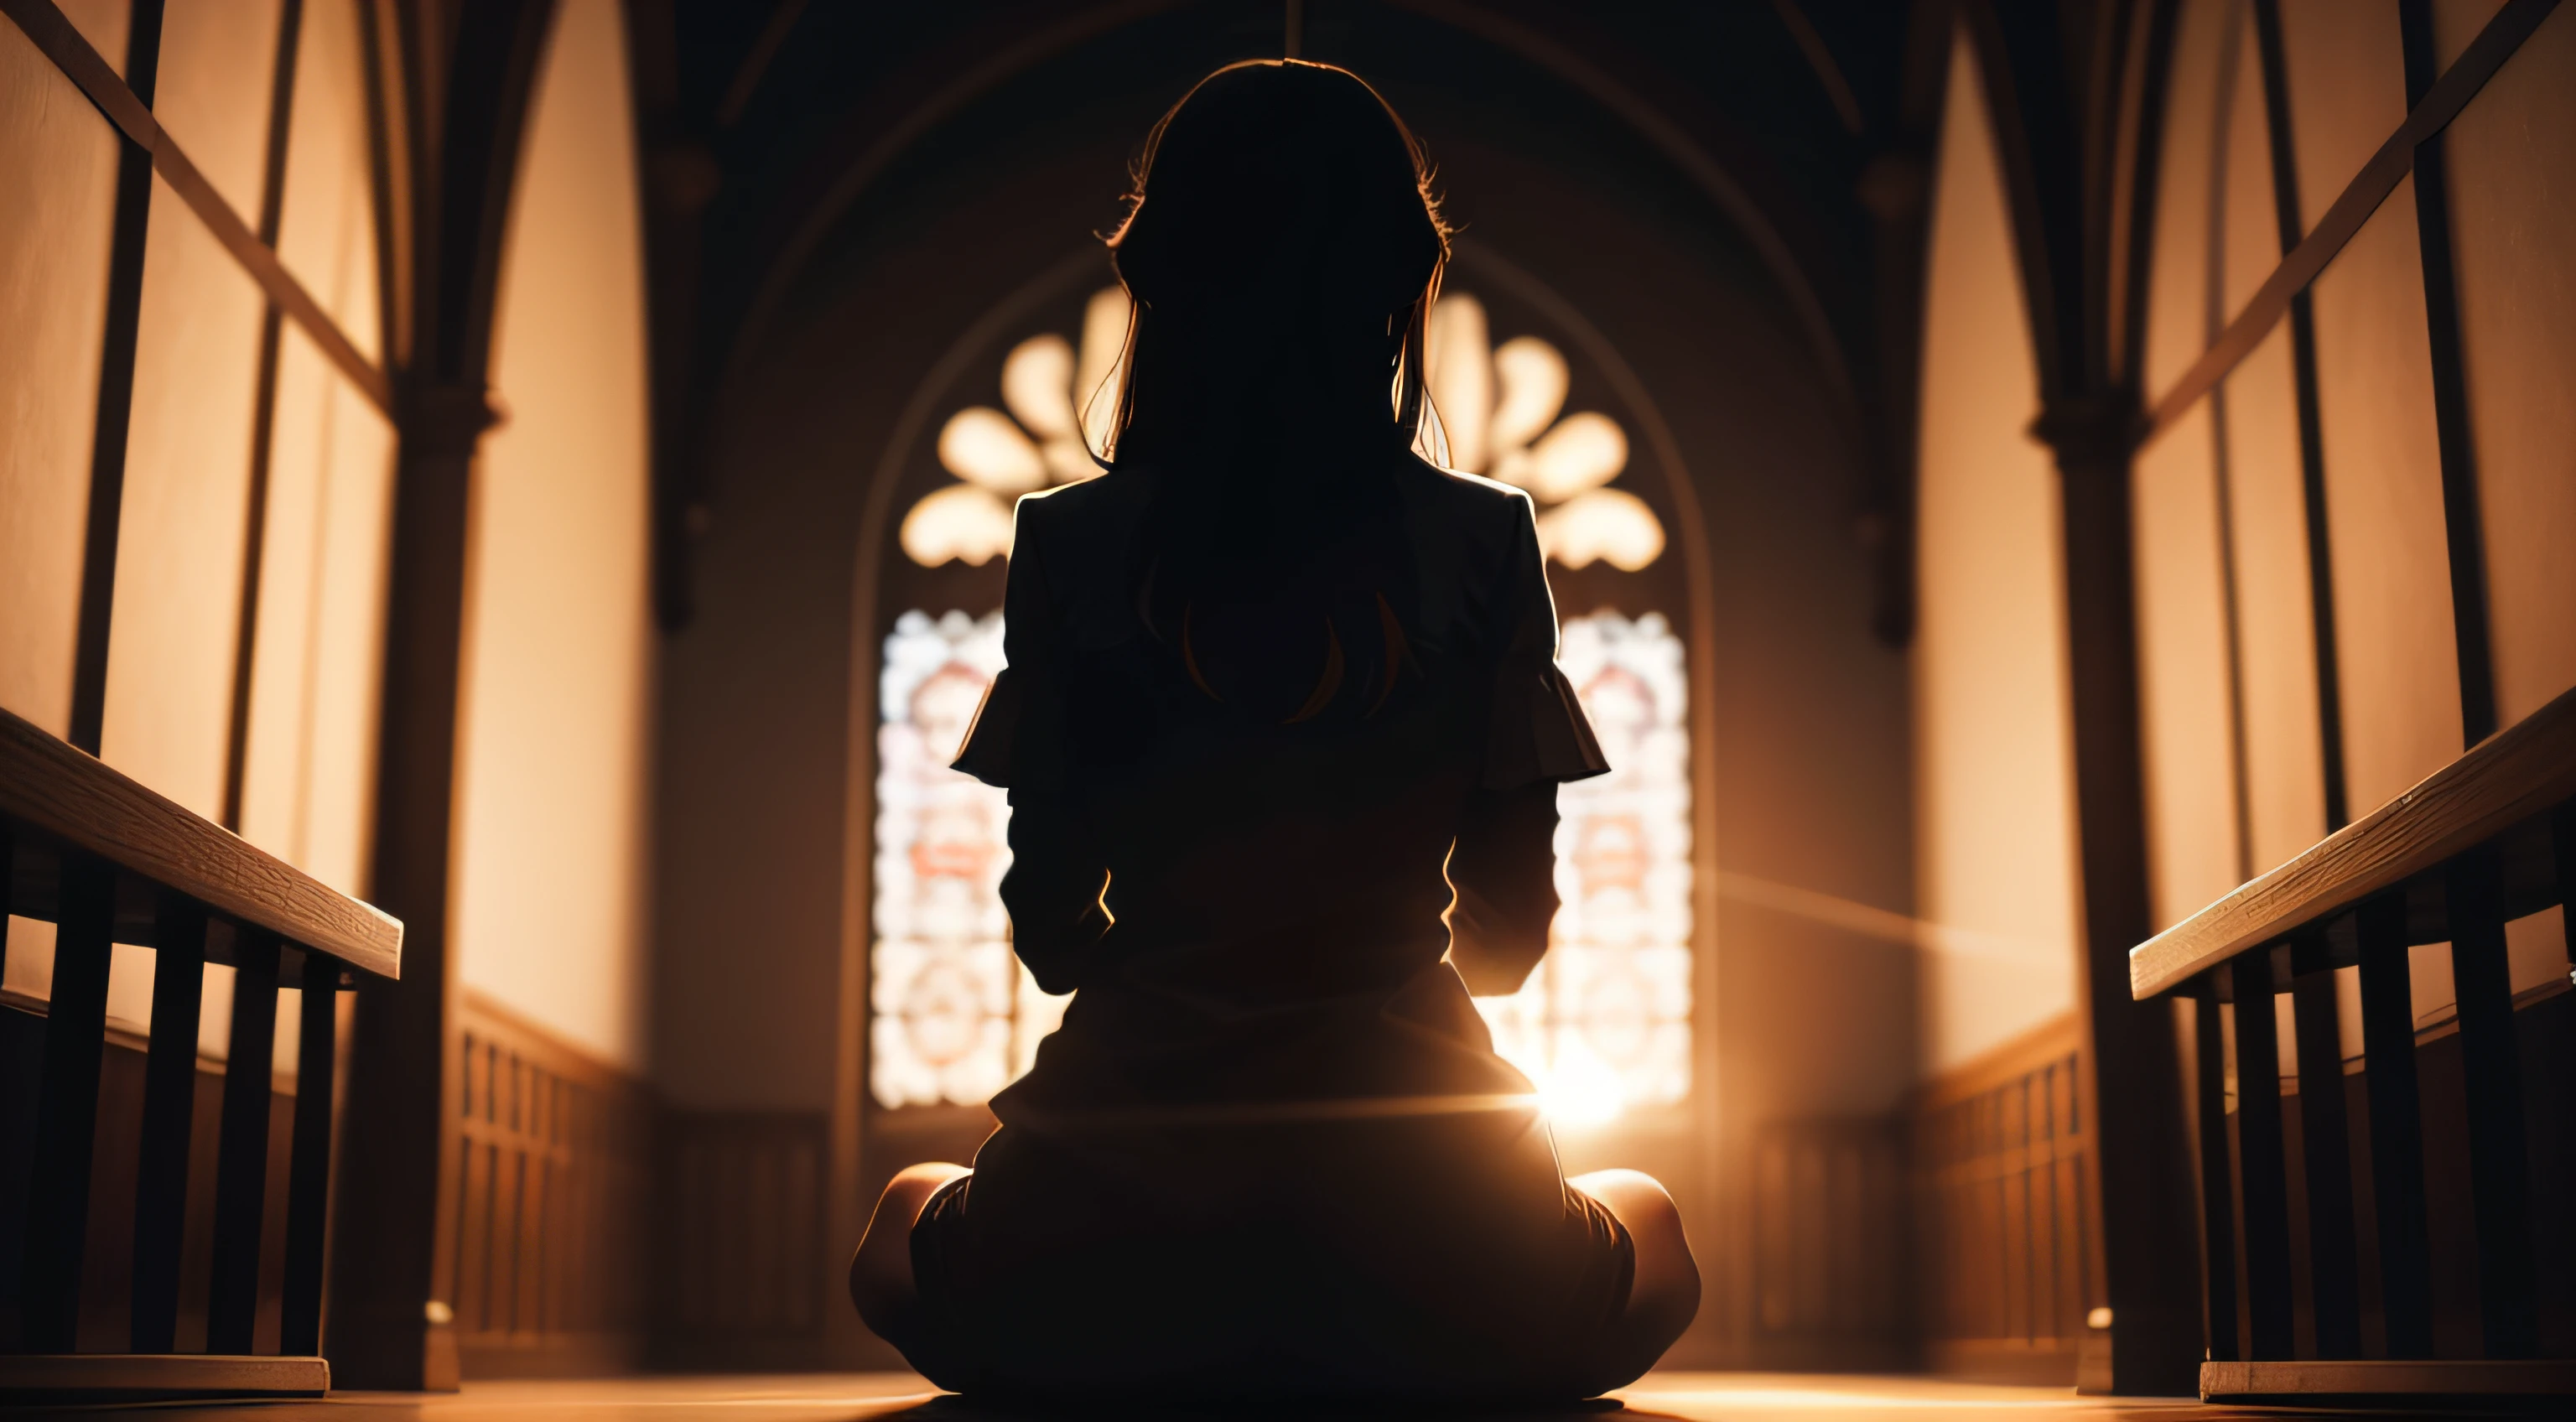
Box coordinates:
[0,707,400,1404]
[2131,684,2576,1406]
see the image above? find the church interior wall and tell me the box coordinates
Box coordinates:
[2,0,397,1077]
[2445,2,2576,729]
[1909,24,2083,1079]
[100,3,279,851]
[0,8,120,750]
[9,0,2570,1395]
[451,0,657,1076]
[2126,0,2576,1030]
[1,0,419,1360]
[1912,2,2576,1375]
[647,10,1917,1368]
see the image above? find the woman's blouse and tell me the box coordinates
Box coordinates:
[950,450,1605,1117]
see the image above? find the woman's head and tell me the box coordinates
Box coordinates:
[1099,60,1450,462]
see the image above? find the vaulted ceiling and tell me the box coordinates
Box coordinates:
[621,1,1955,636]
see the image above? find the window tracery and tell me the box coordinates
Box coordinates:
[1424,293,1665,571]
[900,289,1129,568]
[897,288,1667,574]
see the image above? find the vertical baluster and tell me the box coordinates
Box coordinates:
[2555,802,2576,976]
[2290,945,2360,1357]
[20,856,115,1352]
[2003,1075,2030,1344]
[2035,1062,2060,1340]
[2051,1063,2084,1346]
[208,931,281,1353]
[458,1035,488,1335]
[131,893,209,1352]
[2355,890,2432,1357]
[0,833,13,982]
[2231,948,2294,1357]
[281,950,338,1355]
[516,1053,533,1335]
[2193,983,2240,1361]
[527,1072,553,1338]
[2445,847,2536,1357]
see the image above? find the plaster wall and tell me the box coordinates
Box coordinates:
[452,0,657,1072]
[1909,29,2084,1077]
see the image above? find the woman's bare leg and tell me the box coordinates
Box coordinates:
[849,1161,971,1340]
[1569,1168,1701,1388]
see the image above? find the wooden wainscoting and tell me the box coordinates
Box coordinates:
[451,993,653,1378]
[1748,1117,1914,1371]
[1911,1012,2107,1385]
[653,1109,829,1370]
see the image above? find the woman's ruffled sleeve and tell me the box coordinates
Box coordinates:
[1482,496,1610,791]
[949,500,1056,789]
[948,496,1107,993]
[949,668,1022,787]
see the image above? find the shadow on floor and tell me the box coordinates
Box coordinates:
[882,1395,1642,1422]
[27,1372,2415,1420]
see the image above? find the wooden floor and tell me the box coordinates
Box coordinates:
[66,1373,2313,1420]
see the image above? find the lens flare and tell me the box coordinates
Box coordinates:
[1537,1035,1628,1127]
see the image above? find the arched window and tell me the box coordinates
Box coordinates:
[870,286,1691,1123]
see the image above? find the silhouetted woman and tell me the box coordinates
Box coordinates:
[849,59,1699,1402]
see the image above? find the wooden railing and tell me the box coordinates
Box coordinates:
[2130,685,2576,1406]
[0,708,401,1404]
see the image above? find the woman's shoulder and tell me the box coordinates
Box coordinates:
[1389,454,1535,577]
[1006,475,1150,635]
[1014,470,1145,537]
[1392,454,1534,537]
[1014,454,1528,572]
[1382,454,1541,655]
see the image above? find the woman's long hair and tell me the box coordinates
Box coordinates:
[1092,60,1451,721]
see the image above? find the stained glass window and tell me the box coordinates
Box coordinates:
[869,605,1692,1115]
[1474,610,1693,1122]
[870,610,1067,1107]
[878,291,1691,1118]
[1424,293,1664,570]
[901,289,1130,568]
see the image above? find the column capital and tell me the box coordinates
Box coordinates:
[399,381,501,462]
[2029,389,2145,472]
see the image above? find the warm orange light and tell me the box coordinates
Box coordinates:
[1426,293,1493,471]
[1489,335,1569,450]
[1538,487,1664,571]
[900,483,1015,566]
[1073,287,1132,451]
[1000,335,1097,484]
[1002,334,1078,438]
[1535,1034,1628,1127]
[905,288,1132,568]
[937,407,1049,494]
[1523,410,1628,502]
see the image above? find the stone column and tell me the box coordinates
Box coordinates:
[2033,392,2205,1397]
[325,385,496,1390]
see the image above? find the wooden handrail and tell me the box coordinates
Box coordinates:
[0,708,401,978]
[2131,682,2576,999]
